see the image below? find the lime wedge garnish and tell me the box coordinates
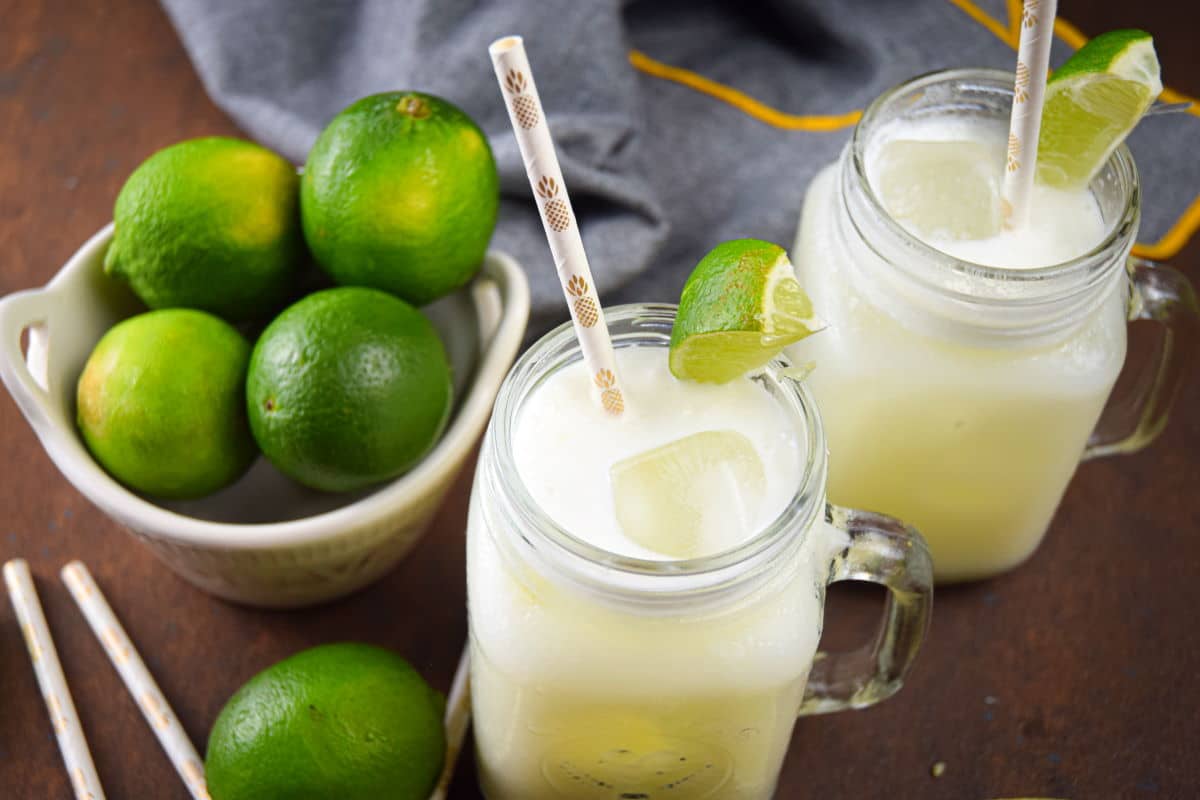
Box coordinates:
[1037,29,1162,190]
[669,239,825,384]
[611,430,765,559]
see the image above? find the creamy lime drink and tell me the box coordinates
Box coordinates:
[470,343,820,800]
[867,118,1106,266]
[512,347,802,561]
[479,40,931,798]
[467,306,933,800]
[786,39,1181,581]
[793,120,1123,581]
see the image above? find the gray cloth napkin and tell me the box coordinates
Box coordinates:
[160,0,1200,335]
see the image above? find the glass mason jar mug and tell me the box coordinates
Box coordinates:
[791,69,1199,583]
[467,305,933,800]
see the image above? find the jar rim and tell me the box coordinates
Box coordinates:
[849,67,1139,292]
[484,303,826,597]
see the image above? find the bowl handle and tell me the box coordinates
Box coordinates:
[0,288,57,421]
[476,253,531,370]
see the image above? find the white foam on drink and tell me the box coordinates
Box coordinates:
[512,347,804,561]
[867,116,1107,268]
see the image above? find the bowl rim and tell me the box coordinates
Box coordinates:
[0,224,530,549]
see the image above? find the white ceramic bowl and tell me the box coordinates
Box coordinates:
[0,225,529,607]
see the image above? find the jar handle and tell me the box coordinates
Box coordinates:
[1084,257,1200,460]
[798,504,933,717]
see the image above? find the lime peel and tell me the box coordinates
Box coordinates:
[670,239,825,384]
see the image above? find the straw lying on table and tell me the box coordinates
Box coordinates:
[61,561,467,800]
[61,561,210,800]
[1001,0,1059,228]
[489,35,627,415]
[3,559,106,800]
[10,560,469,798]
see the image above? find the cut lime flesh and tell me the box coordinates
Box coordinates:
[669,329,802,384]
[1037,31,1161,190]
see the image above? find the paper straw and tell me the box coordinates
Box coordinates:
[1001,0,1058,228]
[429,645,472,800]
[3,559,106,800]
[61,562,210,800]
[489,35,626,415]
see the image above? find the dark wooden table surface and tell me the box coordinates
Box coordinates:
[3,1,1200,798]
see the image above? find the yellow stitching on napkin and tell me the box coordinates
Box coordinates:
[947,0,1013,45]
[628,0,1200,260]
[627,50,861,131]
[975,0,1199,119]
[1133,194,1200,261]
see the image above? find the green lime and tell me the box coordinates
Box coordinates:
[1037,29,1162,190]
[301,92,499,306]
[247,287,452,492]
[205,643,446,800]
[76,309,257,499]
[104,137,304,323]
[669,239,825,383]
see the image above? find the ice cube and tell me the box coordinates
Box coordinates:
[610,430,766,559]
[874,139,1003,241]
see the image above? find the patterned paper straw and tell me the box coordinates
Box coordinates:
[61,562,210,800]
[429,645,472,800]
[489,35,626,415]
[1001,0,1059,228]
[3,559,106,800]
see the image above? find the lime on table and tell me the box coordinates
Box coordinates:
[104,137,305,323]
[205,643,446,800]
[1037,29,1162,190]
[669,239,825,384]
[301,91,499,306]
[76,309,257,499]
[246,286,452,493]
